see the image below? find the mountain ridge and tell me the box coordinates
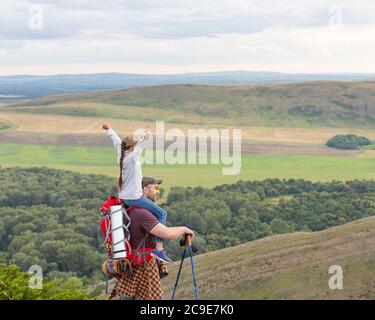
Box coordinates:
[1,71,374,99]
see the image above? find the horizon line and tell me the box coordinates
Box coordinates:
[1,69,375,78]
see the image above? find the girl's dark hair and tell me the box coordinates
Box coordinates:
[118,141,126,189]
[118,136,137,189]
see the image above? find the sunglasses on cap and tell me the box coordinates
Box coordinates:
[145,184,160,190]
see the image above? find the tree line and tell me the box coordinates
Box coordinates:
[0,264,89,300]
[0,167,116,283]
[1,167,375,281]
[163,178,375,255]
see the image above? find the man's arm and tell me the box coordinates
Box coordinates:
[102,122,122,162]
[149,223,195,241]
[137,207,195,241]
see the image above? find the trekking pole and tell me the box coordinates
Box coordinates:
[171,234,199,300]
[171,245,186,300]
[186,235,199,300]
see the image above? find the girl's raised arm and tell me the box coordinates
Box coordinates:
[103,123,122,163]
[131,125,152,161]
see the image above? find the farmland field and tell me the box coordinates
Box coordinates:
[2,111,375,144]
[1,143,375,191]
[1,82,375,191]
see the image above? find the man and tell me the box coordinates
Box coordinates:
[141,176,171,274]
[110,176,195,300]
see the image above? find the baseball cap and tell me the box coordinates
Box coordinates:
[142,176,163,188]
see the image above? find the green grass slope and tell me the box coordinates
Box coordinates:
[5,81,375,128]
[159,217,375,299]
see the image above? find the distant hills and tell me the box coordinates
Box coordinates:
[1,71,375,99]
[6,81,375,128]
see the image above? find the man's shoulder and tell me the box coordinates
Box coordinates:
[127,206,151,214]
[128,206,154,217]
[128,206,159,232]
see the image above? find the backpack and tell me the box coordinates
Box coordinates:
[98,196,155,280]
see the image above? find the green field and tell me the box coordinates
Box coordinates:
[1,143,375,191]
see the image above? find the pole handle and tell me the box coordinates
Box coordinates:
[180,234,198,252]
[184,234,192,249]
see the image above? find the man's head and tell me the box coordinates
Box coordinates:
[142,176,163,202]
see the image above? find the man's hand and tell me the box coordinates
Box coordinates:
[102,122,111,130]
[184,227,195,240]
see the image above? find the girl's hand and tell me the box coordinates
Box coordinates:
[102,122,111,130]
[144,125,152,136]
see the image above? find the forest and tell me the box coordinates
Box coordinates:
[1,167,375,281]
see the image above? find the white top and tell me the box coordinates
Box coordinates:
[107,128,151,200]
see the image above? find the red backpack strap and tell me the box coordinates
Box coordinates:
[129,230,155,267]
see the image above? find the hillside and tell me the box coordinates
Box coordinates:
[154,217,375,300]
[4,81,375,128]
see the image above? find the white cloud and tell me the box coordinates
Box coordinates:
[0,0,374,74]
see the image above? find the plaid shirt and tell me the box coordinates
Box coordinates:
[110,258,165,300]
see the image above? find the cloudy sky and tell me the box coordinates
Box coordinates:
[1,0,374,75]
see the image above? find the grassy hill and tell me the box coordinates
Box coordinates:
[1,72,374,99]
[4,81,375,128]
[99,216,375,300]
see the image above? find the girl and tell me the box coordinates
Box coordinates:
[102,122,172,263]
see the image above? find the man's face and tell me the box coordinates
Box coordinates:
[143,184,160,202]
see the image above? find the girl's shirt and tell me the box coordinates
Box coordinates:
[107,128,151,200]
